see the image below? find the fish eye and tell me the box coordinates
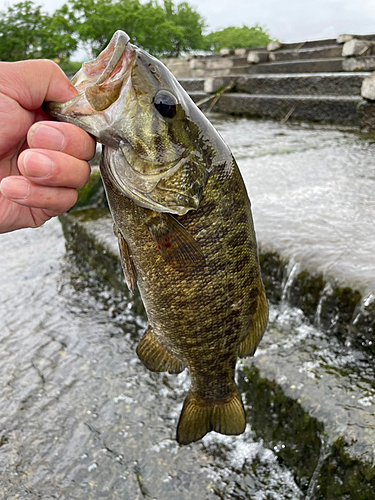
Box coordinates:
[154,90,178,118]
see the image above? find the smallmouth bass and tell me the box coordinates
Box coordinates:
[47,31,268,445]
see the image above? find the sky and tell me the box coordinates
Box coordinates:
[1,0,375,43]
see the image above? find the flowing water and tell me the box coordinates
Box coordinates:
[1,116,374,498]
[212,116,375,296]
[0,220,302,499]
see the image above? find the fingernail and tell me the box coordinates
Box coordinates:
[29,124,66,151]
[0,177,30,200]
[23,151,53,178]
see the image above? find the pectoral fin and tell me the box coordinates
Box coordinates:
[145,213,205,270]
[113,224,137,293]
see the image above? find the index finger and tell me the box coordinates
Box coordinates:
[28,122,96,161]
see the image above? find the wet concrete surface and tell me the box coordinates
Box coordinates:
[245,306,375,496]
[0,220,303,499]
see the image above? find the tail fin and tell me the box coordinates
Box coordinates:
[176,390,246,445]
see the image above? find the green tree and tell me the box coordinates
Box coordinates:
[163,0,206,57]
[0,0,206,62]
[56,0,124,58]
[58,0,206,58]
[0,0,77,61]
[204,24,273,52]
[48,5,79,60]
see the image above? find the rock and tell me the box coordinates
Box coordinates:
[234,48,247,56]
[342,39,372,57]
[206,58,235,69]
[189,59,206,70]
[361,72,375,100]
[204,77,226,93]
[163,59,191,78]
[343,56,375,71]
[269,52,281,62]
[337,34,354,44]
[267,41,282,52]
[219,48,232,56]
[358,100,375,130]
[247,51,269,64]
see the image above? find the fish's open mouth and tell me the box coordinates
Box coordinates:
[47,31,135,117]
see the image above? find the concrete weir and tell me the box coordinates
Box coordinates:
[160,34,375,129]
[59,208,375,498]
[58,115,375,497]
[180,74,366,127]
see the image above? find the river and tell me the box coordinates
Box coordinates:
[1,115,374,498]
[0,219,302,499]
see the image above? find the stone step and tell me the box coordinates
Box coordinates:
[269,45,342,62]
[179,73,369,97]
[178,77,205,92]
[279,38,338,50]
[189,91,361,126]
[193,67,249,78]
[221,46,269,56]
[224,36,375,56]
[205,56,248,69]
[238,73,366,96]
[227,65,252,75]
[278,35,375,50]
[248,58,345,74]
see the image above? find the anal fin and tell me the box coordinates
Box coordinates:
[177,389,246,445]
[113,224,137,293]
[136,327,185,374]
[238,285,268,358]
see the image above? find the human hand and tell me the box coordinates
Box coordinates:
[0,59,96,234]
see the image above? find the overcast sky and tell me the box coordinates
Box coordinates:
[1,0,375,42]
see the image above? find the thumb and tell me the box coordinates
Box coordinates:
[0,59,78,110]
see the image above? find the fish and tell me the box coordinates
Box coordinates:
[46,30,268,445]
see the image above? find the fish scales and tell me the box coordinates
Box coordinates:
[46,30,268,444]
